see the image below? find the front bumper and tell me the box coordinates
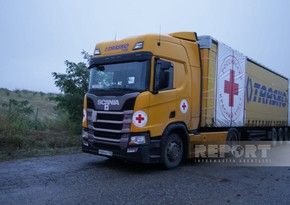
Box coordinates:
[82,129,161,164]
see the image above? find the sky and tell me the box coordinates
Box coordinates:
[0,0,290,94]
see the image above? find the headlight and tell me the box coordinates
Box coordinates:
[82,130,89,140]
[82,130,89,146]
[129,135,146,145]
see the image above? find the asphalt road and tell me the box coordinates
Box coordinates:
[0,153,289,205]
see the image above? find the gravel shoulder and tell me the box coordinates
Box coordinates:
[0,153,289,205]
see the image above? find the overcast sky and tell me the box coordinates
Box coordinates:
[0,0,290,93]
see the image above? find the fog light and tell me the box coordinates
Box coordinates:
[83,140,89,146]
[127,147,138,153]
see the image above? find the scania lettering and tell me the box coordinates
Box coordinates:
[82,31,289,169]
[97,99,120,106]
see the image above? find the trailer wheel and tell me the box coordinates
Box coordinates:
[278,128,284,145]
[271,128,277,146]
[226,129,239,156]
[226,129,239,146]
[162,133,183,169]
[284,128,289,142]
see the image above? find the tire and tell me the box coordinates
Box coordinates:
[226,129,239,157]
[162,133,183,169]
[227,129,239,143]
[284,128,289,142]
[278,128,284,145]
[271,128,277,146]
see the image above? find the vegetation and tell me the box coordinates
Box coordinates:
[0,89,81,160]
[0,53,90,160]
[51,51,90,134]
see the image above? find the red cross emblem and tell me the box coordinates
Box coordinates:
[180,99,188,113]
[182,103,187,110]
[216,47,245,125]
[224,69,239,107]
[133,111,148,127]
[135,114,144,124]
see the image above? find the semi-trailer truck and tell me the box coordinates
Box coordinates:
[82,32,289,169]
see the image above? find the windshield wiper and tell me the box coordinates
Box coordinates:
[110,87,142,92]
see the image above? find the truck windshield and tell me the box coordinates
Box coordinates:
[89,60,150,92]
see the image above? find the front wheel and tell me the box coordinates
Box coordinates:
[162,133,183,169]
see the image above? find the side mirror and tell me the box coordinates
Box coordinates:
[153,60,171,94]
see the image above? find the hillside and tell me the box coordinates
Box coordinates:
[0,88,81,160]
[0,88,58,120]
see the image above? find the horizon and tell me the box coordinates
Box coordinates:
[1,0,290,93]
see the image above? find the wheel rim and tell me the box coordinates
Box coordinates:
[228,137,237,147]
[167,141,181,162]
[229,134,239,156]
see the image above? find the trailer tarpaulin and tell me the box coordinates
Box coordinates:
[215,43,246,127]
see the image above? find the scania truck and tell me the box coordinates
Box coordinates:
[82,32,289,169]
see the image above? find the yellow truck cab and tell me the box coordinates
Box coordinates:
[82,32,289,169]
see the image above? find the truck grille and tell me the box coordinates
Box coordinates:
[85,93,138,149]
[87,109,133,133]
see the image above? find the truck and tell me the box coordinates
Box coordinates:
[82,31,289,169]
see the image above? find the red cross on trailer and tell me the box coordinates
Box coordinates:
[224,69,239,107]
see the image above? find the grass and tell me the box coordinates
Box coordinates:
[0,88,58,120]
[0,88,82,161]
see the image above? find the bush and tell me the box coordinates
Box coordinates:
[0,99,34,148]
[0,100,80,151]
[51,51,90,134]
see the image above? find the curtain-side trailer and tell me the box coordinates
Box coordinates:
[82,32,289,169]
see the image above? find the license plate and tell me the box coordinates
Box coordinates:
[98,149,113,156]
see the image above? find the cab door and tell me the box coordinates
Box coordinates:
[149,58,176,137]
